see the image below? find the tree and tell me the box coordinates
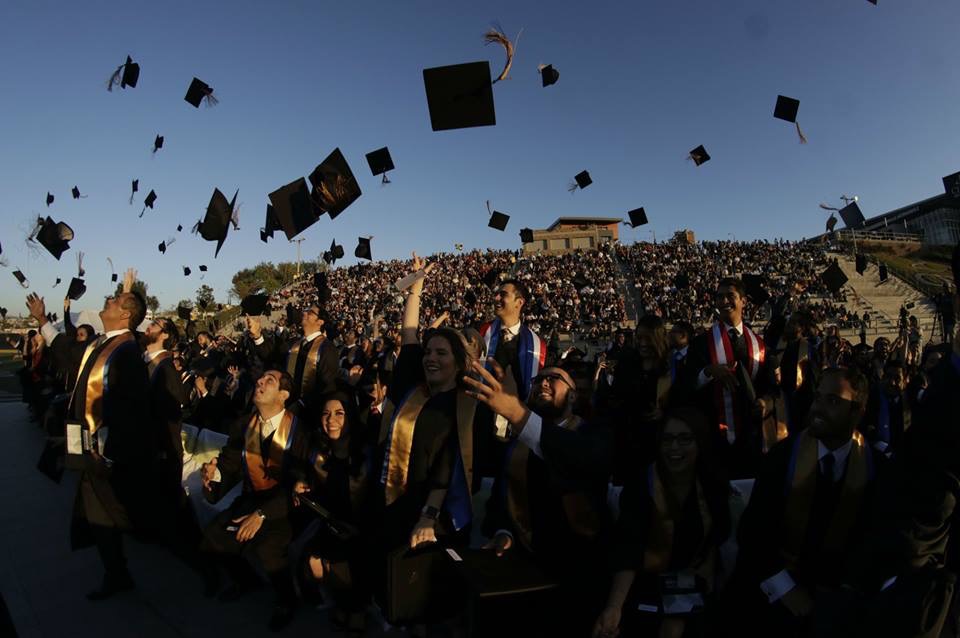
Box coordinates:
[114,279,159,315]
[195,285,216,312]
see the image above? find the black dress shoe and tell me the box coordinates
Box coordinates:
[268,604,296,632]
[86,572,135,601]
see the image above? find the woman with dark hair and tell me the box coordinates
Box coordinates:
[605,315,674,482]
[294,392,374,635]
[374,254,477,553]
[594,407,730,638]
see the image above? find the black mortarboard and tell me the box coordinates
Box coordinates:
[34,217,74,260]
[355,237,372,261]
[13,270,28,287]
[674,273,691,290]
[140,189,157,217]
[482,269,501,289]
[572,273,590,290]
[688,145,710,166]
[330,239,344,261]
[153,135,164,153]
[774,95,800,123]
[199,264,207,272]
[46,192,54,206]
[71,186,83,199]
[67,277,86,300]
[176,224,182,232]
[177,305,192,320]
[183,266,191,276]
[130,179,139,205]
[199,188,237,258]
[826,214,838,233]
[286,303,303,326]
[423,61,496,131]
[308,148,362,220]
[111,272,118,283]
[464,289,478,306]
[519,228,534,243]
[53,277,61,287]
[0,308,6,319]
[488,210,510,231]
[260,204,281,243]
[268,178,318,240]
[855,253,867,275]
[626,208,648,227]
[839,201,865,229]
[158,241,167,254]
[821,263,848,293]
[878,263,888,282]
[108,55,140,91]
[539,64,559,87]
[570,170,592,192]
[184,77,217,108]
[314,272,331,302]
[743,274,770,304]
[366,147,395,183]
[943,171,960,200]
[905,301,915,310]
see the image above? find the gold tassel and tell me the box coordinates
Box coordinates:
[796,121,807,144]
[484,26,522,83]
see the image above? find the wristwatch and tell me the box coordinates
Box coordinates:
[420,505,440,521]
[255,509,266,521]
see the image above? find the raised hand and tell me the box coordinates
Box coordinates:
[25,293,46,324]
[246,316,262,340]
[122,268,137,294]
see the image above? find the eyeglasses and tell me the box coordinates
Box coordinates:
[661,433,696,446]
[533,372,573,390]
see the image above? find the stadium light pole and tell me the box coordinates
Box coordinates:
[290,238,305,279]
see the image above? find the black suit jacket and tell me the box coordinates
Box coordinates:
[255,333,339,410]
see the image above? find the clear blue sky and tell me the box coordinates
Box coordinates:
[1,0,958,314]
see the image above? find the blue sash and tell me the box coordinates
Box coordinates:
[444,453,472,530]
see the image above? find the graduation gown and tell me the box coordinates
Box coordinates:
[255,333,338,416]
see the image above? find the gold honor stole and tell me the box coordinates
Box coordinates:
[765,338,810,452]
[507,416,601,549]
[287,337,327,397]
[147,351,172,382]
[643,464,714,586]
[379,385,431,505]
[781,430,871,571]
[243,410,297,491]
[69,332,136,434]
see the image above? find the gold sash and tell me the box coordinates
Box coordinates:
[147,351,172,380]
[643,465,713,579]
[70,333,136,434]
[287,336,327,395]
[781,430,870,571]
[380,386,431,505]
[244,410,296,491]
[456,391,478,496]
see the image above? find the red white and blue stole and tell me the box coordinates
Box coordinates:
[706,322,764,440]
[480,319,547,399]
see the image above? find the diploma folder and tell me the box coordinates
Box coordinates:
[298,493,360,541]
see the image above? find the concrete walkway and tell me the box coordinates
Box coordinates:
[0,401,390,637]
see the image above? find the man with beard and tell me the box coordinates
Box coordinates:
[246,303,338,422]
[143,318,190,481]
[465,362,612,636]
[862,359,911,458]
[726,367,882,637]
[675,277,772,478]
[27,270,153,600]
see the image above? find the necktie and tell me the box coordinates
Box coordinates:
[501,328,514,343]
[728,328,747,364]
[820,452,836,482]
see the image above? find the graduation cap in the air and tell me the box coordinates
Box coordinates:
[366,147,395,184]
[355,237,372,261]
[571,273,590,291]
[855,254,867,275]
[688,145,710,166]
[107,257,118,283]
[158,236,176,254]
[176,224,183,232]
[67,277,86,301]
[129,179,139,205]
[309,148,362,220]
[568,170,592,193]
[53,277,61,287]
[46,312,57,323]
[153,135,164,154]
[12,270,28,288]
[286,304,303,326]
[197,188,238,257]
[199,264,207,273]
[71,186,85,200]
[140,189,157,217]
[183,266,191,276]
[323,238,345,265]
[943,171,960,200]
[839,201,865,229]
[46,192,54,207]
[826,214,838,233]
[773,95,807,144]
[520,228,534,243]
[31,216,74,260]
[107,55,139,91]
[674,273,691,290]
[184,77,217,108]
[423,60,497,131]
[626,208,648,228]
[486,201,509,231]
[820,263,848,293]
[268,178,318,240]
[742,274,770,305]
[260,204,281,243]
[538,64,559,87]
[314,271,332,302]
[177,305,192,320]
[878,263,889,283]
[482,268,501,289]
[464,289,478,306]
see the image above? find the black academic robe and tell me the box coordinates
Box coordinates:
[255,333,339,416]
[148,353,190,471]
[70,332,154,548]
[862,387,912,456]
